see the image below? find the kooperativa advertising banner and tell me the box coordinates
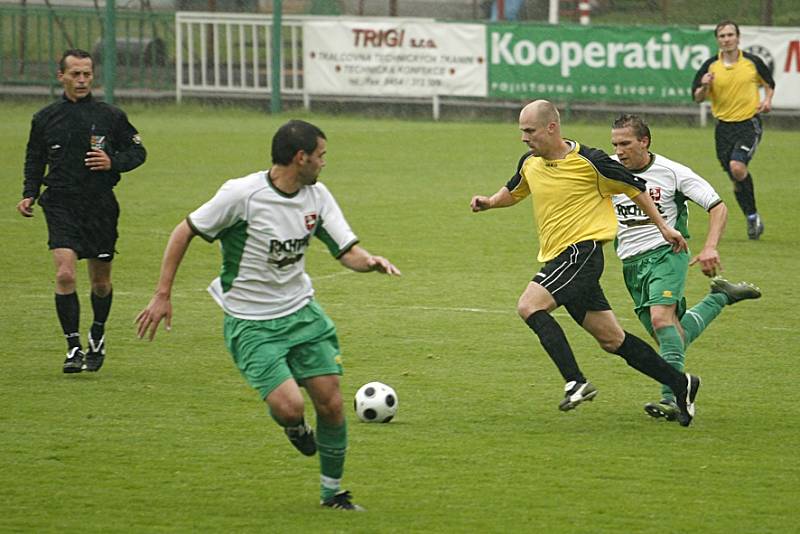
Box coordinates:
[488,24,718,103]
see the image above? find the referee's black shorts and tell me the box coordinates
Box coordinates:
[715,115,763,173]
[38,189,120,261]
[532,240,611,326]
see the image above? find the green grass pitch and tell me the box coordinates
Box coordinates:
[1,100,798,532]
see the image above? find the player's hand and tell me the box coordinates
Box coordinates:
[85,149,112,171]
[368,255,402,276]
[757,99,773,114]
[701,72,714,86]
[135,294,173,341]
[690,247,722,277]
[16,197,35,217]
[661,226,688,253]
[470,195,492,212]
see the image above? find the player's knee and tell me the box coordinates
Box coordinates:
[596,329,625,353]
[315,393,344,423]
[268,395,306,424]
[517,297,544,320]
[729,161,748,181]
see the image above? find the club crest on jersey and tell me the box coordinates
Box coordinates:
[304,213,318,231]
[649,187,662,202]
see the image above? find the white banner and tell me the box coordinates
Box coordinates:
[303,20,487,97]
[702,25,800,110]
[739,26,800,110]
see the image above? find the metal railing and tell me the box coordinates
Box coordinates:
[175,11,304,101]
[0,5,174,91]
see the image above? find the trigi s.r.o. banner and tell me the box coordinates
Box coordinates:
[304,20,487,97]
[488,24,718,103]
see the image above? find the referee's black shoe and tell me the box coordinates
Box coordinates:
[84,335,106,372]
[63,347,85,374]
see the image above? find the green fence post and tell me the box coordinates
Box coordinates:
[271,0,282,114]
[104,0,116,104]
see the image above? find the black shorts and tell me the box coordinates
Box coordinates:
[532,240,611,325]
[715,116,762,173]
[38,189,119,261]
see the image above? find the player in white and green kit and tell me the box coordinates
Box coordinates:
[610,115,761,421]
[136,120,401,510]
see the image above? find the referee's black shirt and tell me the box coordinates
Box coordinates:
[23,93,146,200]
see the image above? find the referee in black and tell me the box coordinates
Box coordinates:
[17,49,146,373]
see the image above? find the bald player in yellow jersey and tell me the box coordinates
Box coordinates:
[470,100,702,427]
[692,20,775,240]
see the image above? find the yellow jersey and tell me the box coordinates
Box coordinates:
[506,140,645,263]
[692,50,775,122]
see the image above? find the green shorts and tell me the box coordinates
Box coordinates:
[223,300,343,400]
[621,245,689,335]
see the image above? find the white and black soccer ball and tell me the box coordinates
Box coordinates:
[353,382,398,423]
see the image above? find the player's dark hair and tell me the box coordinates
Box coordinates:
[613,114,651,148]
[271,120,326,165]
[714,20,740,37]
[59,49,93,72]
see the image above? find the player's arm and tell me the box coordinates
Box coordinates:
[136,219,198,340]
[472,152,532,212]
[690,201,727,277]
[749,52,776,114]
[630,191,688,253]
[470,186,519,212]
[338,244,401,276]
[758,83,775,114]
[691,58,715,103]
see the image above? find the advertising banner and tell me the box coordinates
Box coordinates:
[735,26,800,110]
[303,20,487,97]
[488,24,718,103]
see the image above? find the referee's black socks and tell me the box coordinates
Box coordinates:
[55,292,81,350]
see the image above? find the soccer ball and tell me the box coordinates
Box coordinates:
[353,382,398,423]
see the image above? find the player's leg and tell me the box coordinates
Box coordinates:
[581,307,699,426]
[85,258,112,372]
[630,248,688,408]
[520,243,599,410]
[720,119,764,239]
[288,300,362,511]
[52,248,84,373]
[222,314,313,454]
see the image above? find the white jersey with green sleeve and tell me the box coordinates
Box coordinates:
[611,153,722,260]
[187,170,358,320]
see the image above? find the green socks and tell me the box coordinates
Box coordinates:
[655,325,684,401]
[317,418,347,501]
[680,293,727,347]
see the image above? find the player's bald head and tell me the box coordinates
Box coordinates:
[520,100,560,129]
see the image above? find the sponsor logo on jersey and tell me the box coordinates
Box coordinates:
[662,290,673,298]
[304,213,318,231]
[269,235,311,254]
[268,254,304,268]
